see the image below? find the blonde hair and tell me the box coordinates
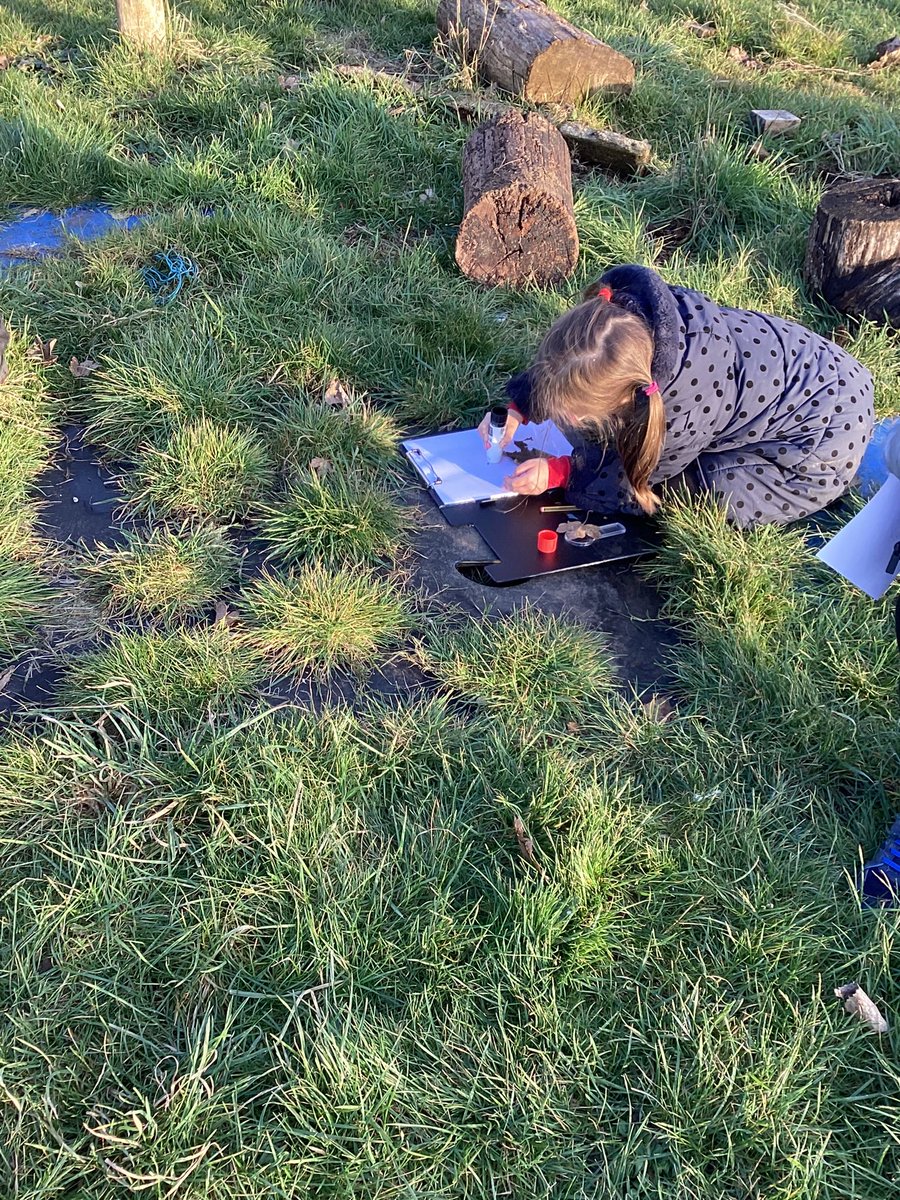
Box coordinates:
[528,291,664,514]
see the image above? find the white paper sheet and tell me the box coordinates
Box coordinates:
[817,474,900,599]
[403,420,573,507]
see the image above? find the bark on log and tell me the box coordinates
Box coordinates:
[805,178,900,326]
[437,0,634,104]
[117,0,167,47]
[456,110,578,288]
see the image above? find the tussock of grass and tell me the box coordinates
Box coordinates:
[132,418,274,519]
[419,604,617,724]
[65,624,266,716]
[0,555,51,657]
[259,471,406,567]
[80,524,238,622]
[271,395,400,480]
[239,564,412,676]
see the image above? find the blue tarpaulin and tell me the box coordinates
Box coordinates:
[856,415,900,496]
[0,204,144,269]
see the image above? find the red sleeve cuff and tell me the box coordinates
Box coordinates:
[546,455,571,490]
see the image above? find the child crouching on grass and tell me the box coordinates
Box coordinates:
[481,264,875,526]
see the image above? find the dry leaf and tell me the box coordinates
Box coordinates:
[309,456,332,479]
[69,356,99,378]
[642,694,675,722]
[26,337,57,366]
[323,377,351,408]
[687,20,717,38]
[278,73,303,92]
[0,664,15,692]
[513,816,540,869]
[835,982,889,1034]
[728,45,764,70]
[566,720,581,733]
[213,600,238,629]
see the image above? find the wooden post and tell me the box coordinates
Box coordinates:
[456,110,578,288]
[117,0,168,47]
[437,0,634,104]
[805,178,900,326]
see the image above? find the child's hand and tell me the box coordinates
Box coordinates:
[504,458,550,495]
[478,407,522,449]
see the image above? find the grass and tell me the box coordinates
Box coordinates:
[239,564,412,676]
[64,623,267,717]
[419,603,618,724]
[0,555,52,658]
[0,0,900,1195]
[132,417,275,519]
[259,471,407,567]
[79,523,239,621]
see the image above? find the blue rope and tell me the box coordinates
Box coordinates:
[141,249,199,305]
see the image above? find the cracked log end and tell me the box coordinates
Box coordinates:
[456,110,579,288]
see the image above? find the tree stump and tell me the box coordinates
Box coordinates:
[805,178,900,326]
[437,0,634,104]
[116,0,168,47]
[456,110,578,288]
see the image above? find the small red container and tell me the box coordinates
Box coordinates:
[537,529,558,554]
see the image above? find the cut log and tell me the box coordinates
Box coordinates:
[437,0,634,104]
[805,178,900,326]
[457,110,578,288]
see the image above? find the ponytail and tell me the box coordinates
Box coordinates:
[615,382,665,515]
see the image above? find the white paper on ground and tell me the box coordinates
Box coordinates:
[817,474,900,599]
[402,420,573,507]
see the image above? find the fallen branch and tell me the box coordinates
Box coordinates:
[331,64,650,176]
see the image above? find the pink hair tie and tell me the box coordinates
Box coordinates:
[595,285,613,302]
[644,381,660,396]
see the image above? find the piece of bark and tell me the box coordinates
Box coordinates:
[871,36,900,69]
[456,109,578,288]
[437,0,634,104]
[749,108,802,135]
[557,119,651,174]
[441,90,650,173]
[834,982,889,1033]
[804,178,900,326]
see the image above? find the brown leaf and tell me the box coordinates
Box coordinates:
[0,664,15,693]
[278,73,303,92]
[835,982,889,1034]
[513,816,540,869]
[213,600,238,629]
[642,694,675,723]
[69,356,99,378]
[687,20,717,38]
[309,456,332,479]
[323,377,352,408]
[727,44,764,70]
[26,337,57,366]
[566,720,581,733]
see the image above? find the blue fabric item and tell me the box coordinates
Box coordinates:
[861,815,900,906]
[507,264,875,526]
[0,204,144,269]
[856,415,900,497]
